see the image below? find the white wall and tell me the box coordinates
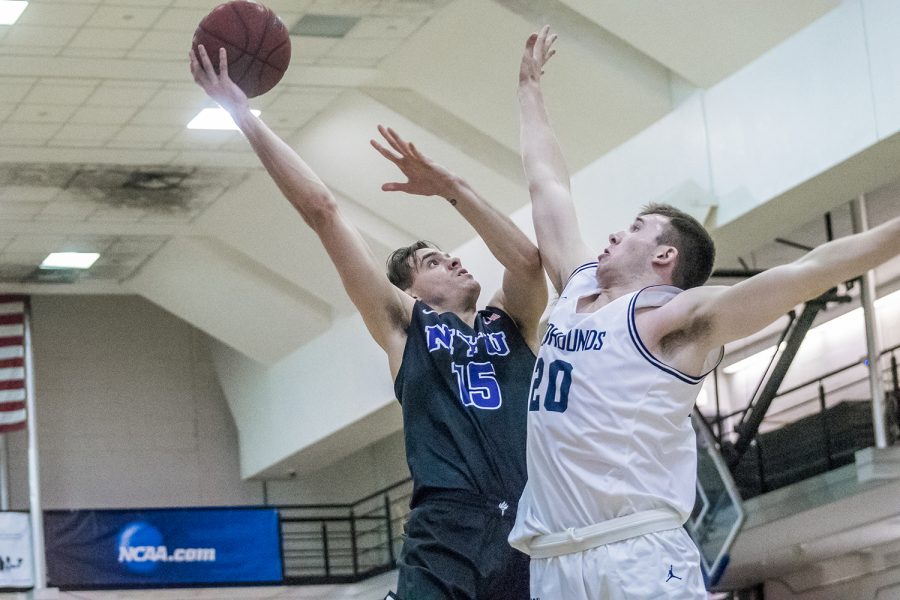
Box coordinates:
[2,294,410,510]
[265,430,409,506]
[6,294,263,509]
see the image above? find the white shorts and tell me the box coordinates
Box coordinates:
[528,527,707,600]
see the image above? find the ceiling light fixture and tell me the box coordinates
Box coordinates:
[187,108,261,131]
[41,252,100,270]
[0,0,28,25]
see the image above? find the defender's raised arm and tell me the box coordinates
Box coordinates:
[519,26,595,292]
[700,214,900,349]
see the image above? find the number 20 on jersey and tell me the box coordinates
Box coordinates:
[528,358,573,413]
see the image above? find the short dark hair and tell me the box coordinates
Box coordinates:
[639,203,715,289]
[386,240,437,290]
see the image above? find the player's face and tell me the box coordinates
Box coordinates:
[598,214,670,277]
[407,248,481,304]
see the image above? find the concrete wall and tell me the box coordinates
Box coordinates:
[3,294,409,511]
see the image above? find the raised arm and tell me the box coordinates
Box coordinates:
[519,26,596,293]
[191,46,412,367]
[371,126,547,349]
[660,215,900,356]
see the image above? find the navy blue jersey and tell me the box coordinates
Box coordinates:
[394,301,536,508]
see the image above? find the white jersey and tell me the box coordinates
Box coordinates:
[510,263,721,551]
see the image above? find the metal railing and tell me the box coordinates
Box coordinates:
[277,478,412,585]
[706,343,899,498]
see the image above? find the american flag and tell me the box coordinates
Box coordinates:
[0,295,27,433]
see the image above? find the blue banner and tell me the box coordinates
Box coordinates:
[45,507,282,588]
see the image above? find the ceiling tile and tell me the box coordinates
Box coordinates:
[107,237,167,254]
[17,3,96,27]
[86,82,161,107]
[0,251,48,265]
[59,236,116,253]
[3,25,78,47]
[327,37,402,60]
[5,234,68,253]
[154,8,208,32]
[317,55,378,68]
[264,111,315,129]
[86,6,164,28]
[167,129,237,150]
[1,46,58,57]
[109,125,181,146]
[70,106,136,125]
[0,122,60,144]
[61,46,129,59]
[24,82,97,106]
[9,104,78,124]
[89,207,147,222]
[264,89,339,113]
[308,0,379,16]
[130,107,198,127]
[0,79,37,104]
[146,86,206,109]
[292,36,340,59]
[36,200,98,220]
[130,30,188,55]
[51,124,121,145]
[68,27,144,49]
[172,0,222,8]
[347,15,426,39]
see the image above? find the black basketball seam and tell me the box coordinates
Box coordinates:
[197,28,248,61]
[257,11,273,56]
[259,37,290,67]
[227,2,254,89]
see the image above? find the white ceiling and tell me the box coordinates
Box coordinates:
[0,0,860,365]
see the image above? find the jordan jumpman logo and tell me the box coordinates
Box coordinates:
[666,565,682,582]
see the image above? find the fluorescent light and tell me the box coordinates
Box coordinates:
[187,108,260,131]
[41,252,99,269]
[0,1,27,25]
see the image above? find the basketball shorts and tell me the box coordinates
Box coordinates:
[395,490,530,600]
[528,527,707,600]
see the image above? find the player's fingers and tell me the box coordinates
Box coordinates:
[548,33,558,49]
[386,127,412,154]
[197,44,216,77]
[547,49,556,62]
[525,32,538,51]
[379,125,406,155]
[381,182,409,193]
[408,142,425,161]
[535,24,548,48]
[370,139,401,163]
[218,47,229,79]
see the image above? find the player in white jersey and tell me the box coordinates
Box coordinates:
[510,26,900,599]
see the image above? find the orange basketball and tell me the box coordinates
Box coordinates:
[192,1,291,98]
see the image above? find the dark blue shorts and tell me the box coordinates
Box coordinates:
[395,490,530,600]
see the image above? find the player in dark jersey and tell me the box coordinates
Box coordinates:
[191,46,547,600]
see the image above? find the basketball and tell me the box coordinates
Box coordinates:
[192,0,291,98]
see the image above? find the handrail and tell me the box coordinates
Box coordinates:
[707,342,900,426]
[772,341,900,398]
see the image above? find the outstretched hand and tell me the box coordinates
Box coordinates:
[521,25,557,84]
[370,125,458,198]
[189,44,249,116]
